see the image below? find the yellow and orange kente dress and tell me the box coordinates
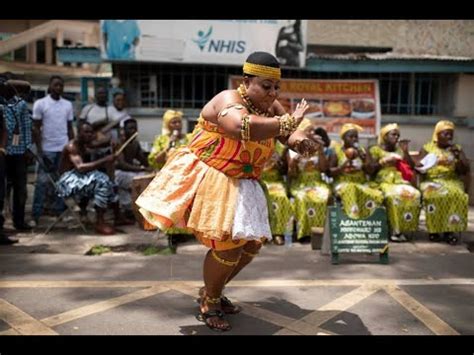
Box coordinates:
[136,114,275,251]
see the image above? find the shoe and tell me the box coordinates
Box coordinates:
[30,218,39,228]
[390,234,404,242]
[14,223,32,231]
[273,235,284,246]
[0,236,19,245]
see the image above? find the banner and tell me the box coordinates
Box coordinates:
[230,77,381,137]
[100,20,307,68]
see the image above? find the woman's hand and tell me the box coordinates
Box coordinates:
[292,99,309,126]
[295,138,318,157]
[398,139,410,153]
[380,155,400,167]
[449,145,461,159]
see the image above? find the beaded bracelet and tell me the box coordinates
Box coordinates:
[279,113,298,137]
[241,114,251,141]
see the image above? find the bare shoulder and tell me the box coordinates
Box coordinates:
[202,89,243,121]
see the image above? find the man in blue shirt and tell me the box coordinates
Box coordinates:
[0,78,17,244]
[1,77,33,232]
[102,20,141,60]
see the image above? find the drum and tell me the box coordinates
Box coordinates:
[131,173,156,230]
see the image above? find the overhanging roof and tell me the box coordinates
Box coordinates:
[305,52,474,73]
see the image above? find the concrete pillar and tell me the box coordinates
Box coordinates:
[56,29,64,66]
[26,41,37,64]
[82,33,92,69]
[45,37,53,64]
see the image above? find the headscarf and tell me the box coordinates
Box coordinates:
[432,120,454,143]
[243,51,281,80]
[340,123,363,139]
[162,109,183,136]
[378,123,399,145]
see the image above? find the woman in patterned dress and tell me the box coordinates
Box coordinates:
[418,120,470,243]
[261,140,294,245]
[136,52,318,331]
[289,121,330,241]
[329,123,384,219]
[369,123,421,242]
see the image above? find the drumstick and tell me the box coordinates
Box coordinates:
[115,132,139,156]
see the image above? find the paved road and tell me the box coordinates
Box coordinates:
[0,225,473,335]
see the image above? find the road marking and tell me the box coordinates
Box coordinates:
[276,284,380,335]
[0,279,470,335]
[383,285,459,335]
[171,283,335,335]
[1,278,473,288]
[42,286,169,328]
[0,299,57,335]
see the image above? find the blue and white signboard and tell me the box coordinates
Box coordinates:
[100,20,307,68]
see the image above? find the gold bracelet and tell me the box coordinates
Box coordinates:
[278,114,298,137]
[240,114,251,141]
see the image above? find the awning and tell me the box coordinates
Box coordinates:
[305,52,474,73]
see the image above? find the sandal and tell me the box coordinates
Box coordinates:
[220,295,242,314]
[196,288,241,314]
[196,310,232,332]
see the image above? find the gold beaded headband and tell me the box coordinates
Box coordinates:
[243,62,281,80]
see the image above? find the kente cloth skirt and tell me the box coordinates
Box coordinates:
[136,148,272,250]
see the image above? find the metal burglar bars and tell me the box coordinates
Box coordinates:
[118,63,441,115]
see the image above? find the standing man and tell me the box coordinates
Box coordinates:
[0,78,18,244]
[31,75,74,226]
[109,90,131,141]
[2,77,33,232]
[79,87,115,178]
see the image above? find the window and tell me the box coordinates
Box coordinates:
[118,63,440,115]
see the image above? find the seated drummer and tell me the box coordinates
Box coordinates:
[56,122,134,235]
[115,118,153,217]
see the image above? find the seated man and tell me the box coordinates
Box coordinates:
[56,122,132,235]
[115,119,153,216]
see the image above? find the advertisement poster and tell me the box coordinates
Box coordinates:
[100,20,307,68]
[230,77,381,137]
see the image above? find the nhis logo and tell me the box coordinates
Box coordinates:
[193,27,246,53]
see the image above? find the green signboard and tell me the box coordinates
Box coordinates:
[329,204,389,264]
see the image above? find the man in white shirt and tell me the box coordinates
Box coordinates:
[31,75,74,225]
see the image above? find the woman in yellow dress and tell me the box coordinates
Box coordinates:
[288,120,330,241]
[418,120,470,244]
[136,52,318,331]
[369,123,421,242]
[329,123,384,219]
[147,109,193,244]
[148,110,191,170]
[261,140,294,245]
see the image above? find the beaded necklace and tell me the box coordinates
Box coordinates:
[237,84,270,117]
